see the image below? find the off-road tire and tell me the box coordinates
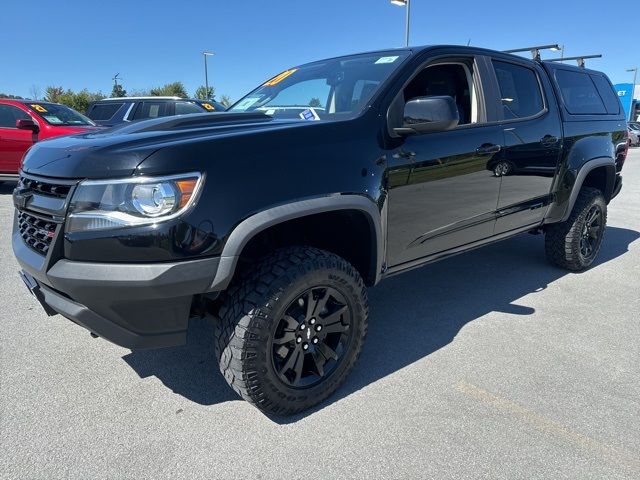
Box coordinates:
[215,246,368,416]
[545,187,607,271]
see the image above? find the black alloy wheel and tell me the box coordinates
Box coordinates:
[272,286,353,389]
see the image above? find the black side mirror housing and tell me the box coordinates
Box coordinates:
[394,96,459,135]
[16,118,39,133]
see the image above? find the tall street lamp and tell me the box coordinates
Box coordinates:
[390,0,411,47]
[203,52,215,100]
[627,67,638,122]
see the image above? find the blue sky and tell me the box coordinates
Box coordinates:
[0,0,636,102]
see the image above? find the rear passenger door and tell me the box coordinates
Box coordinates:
[488,58,563,234]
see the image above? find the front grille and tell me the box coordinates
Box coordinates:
[15,175,73,256]
[17,211,58,255]
[20,177,71,198]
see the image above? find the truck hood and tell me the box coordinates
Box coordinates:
[21,112,296,179]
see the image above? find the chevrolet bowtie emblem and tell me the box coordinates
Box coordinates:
[13,189,33,210]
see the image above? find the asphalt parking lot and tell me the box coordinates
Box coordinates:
[1,149,639,480]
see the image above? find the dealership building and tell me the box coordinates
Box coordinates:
[614,83,640,121]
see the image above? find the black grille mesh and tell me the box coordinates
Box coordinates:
[17,212,58,255]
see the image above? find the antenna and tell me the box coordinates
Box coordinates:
[546,55,602,69]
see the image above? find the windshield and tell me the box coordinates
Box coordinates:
[229,51,410,121]
[28,103,95,126]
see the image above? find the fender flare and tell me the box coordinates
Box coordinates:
[209,195,384,291]
[560,157,616,223]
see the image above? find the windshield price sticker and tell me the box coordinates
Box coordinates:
[30,104,48,113]
[201,103,216,111]
[263,68,298,87]
[375,56,400,65]
[299,108,320,121]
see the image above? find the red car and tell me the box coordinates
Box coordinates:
[0,99,97,183]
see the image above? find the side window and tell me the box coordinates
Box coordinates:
[555,69,606,115]
[87,103,122,121]
[493,61,544,119]
[175,101,204,115]
[133,102,168,120]
[403,61,477,125]
[590,75,621,115]
[0,105,30,128]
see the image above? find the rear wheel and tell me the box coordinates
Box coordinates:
[215,246,368,415]
[545,187,607,271]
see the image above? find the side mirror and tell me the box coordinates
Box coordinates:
[394,96,459,135]
[16,118,39,133]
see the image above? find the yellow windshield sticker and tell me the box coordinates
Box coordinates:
[263,68,298,87]
[201,103,215,111]
[31,104,47,113]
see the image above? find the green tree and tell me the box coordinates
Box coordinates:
[0,93,23,99]
[44,86,64,103]
[150,82,188,98]
[220,95,232,108]
[194,85,214,100]
[44,86,105,113]
[111,84,127,98]
[309,97,322,108]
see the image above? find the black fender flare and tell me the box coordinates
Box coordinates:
[209,195,384,291]
[558,157,616,223]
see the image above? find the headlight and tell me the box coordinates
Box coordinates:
[66,172,203,232]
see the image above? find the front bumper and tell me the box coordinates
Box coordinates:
[14,230,220,350]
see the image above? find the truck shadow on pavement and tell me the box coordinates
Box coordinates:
[0,183,16,195]
[122,226,640,421]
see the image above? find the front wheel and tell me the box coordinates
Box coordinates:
[544,187,607,271]
[215,246,368,415]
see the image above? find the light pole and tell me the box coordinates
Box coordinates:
[627,67,638,122]
[203,52,215,100]
[390,0,411,47]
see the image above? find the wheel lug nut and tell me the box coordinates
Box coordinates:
[300,324,306,330]
[303,343,309,351]
[310,318,316,325]
[296,337,302,344]
[315,325,322,332]
[312,338,319,344]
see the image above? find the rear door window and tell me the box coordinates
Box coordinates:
[555,70,606,115]
[87,102,123,121]
[132,102,168,120]
[492,60,545,119]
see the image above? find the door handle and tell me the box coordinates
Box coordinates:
[541,135,559,146]
[476,144,501,155]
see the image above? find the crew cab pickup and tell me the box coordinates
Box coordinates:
[12,46,627,415]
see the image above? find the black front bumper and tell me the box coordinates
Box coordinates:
[14,230,221,350]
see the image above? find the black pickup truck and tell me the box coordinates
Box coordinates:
[12,46,627,415]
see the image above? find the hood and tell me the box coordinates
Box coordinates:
[22,112,299,179]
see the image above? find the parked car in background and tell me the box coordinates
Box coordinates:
[628,126,639,147]
[0,100,97,183]
[85,97,226,126]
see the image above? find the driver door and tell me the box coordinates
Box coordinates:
[386,55,504,268]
